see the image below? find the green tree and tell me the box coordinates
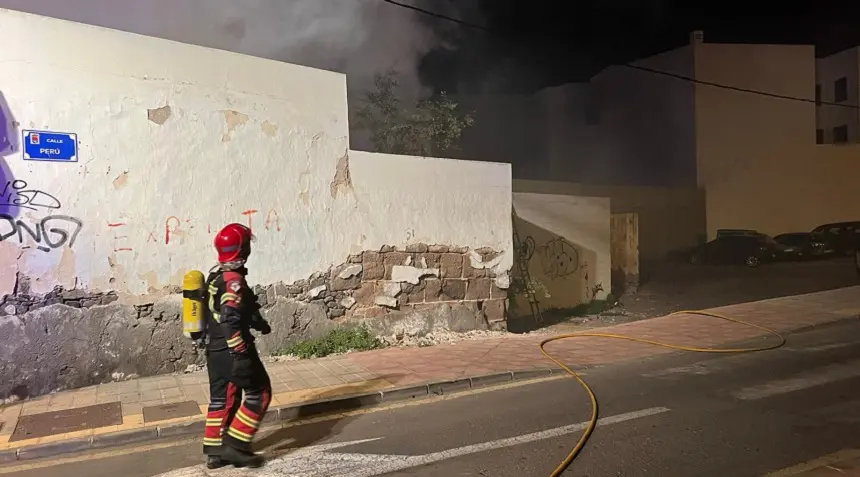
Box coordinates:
[354,69,474,157]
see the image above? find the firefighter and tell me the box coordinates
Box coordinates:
[201,223,273,469]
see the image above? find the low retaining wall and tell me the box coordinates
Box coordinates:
[0,243,510,400]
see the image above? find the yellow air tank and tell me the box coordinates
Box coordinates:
[182,270,206,341]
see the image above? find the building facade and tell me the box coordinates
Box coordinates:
[816,47,860,144]
[542,31,860,239]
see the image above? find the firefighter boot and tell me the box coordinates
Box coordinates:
[206,455,226,470]
[222,444,265,468]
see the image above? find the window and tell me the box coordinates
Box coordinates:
[835,77,848,102]
[815,84,822,105]
[833,124,849,143]
[816,128,824,144]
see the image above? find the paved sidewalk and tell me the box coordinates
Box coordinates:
[1,286,859,461]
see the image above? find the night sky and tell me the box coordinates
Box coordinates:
[416,1,860,94]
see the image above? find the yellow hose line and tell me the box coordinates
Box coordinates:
[540,309,787,477]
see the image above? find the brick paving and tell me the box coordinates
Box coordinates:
[351,287,860,382]
[1,286,859,452]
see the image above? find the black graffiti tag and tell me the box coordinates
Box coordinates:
[519,235,536,261]
[0,180,62,211]
[521,235,581,279]
[0,214,83,252]
[536,237,580,279]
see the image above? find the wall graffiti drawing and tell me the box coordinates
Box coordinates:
[522,235,580,279]
[518,235,536,261]
[0,180,82,252]
[1,180,62,211]
[0,214,83,252]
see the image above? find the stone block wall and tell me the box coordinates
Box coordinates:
[0,243,510,401]
[0,276,119,316]
[255,244,510,331]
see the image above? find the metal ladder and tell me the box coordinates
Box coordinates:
[511,207,543,325]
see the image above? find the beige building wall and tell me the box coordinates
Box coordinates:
[693,40,860,237]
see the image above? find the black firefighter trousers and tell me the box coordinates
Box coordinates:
[202,346,272,454]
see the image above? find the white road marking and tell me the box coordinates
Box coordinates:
[644,363,715,377]
[733,359,860,400]
[644,341,857,378]
[642,351,769,378]
[0,377,566,475]
[152,406,671,477]
[784,342,854,353]
[762,448,860,476]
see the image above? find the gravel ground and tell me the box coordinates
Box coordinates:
[533,256,860,335]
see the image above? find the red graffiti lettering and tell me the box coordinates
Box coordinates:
[108,221,133,252]
[264,209,281,231]
[241,209,258,232]
[165,216,181,244]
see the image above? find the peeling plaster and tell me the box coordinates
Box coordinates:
[308,285,327,299]
[338,264,362,279]
[53,247,77,287]
[374,295,397,308]
[330,151,352,198]
[468,250,508,276]
[221,110,249,142]
[147,105,172,125]
[261,120,278,137]
[112,172,129,189]
[0,244,19,297]
[391,266,440,285]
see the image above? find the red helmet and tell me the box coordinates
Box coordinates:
[214,223,254,263]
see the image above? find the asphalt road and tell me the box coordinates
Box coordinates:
[7,317,860,477]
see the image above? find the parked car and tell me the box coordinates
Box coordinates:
[809,221,860,256]
[715,229,760,238]
[689,234,784,268]
[773,232,815,260]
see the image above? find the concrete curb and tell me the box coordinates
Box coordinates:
[2,368,564,463]
[782,314,860,336]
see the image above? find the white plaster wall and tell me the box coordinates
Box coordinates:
[349,151,512,262]
[512,192,611,301]
[0,9,513,299]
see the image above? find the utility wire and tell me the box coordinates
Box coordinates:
[381,0,858,110]
[382,0,490,32]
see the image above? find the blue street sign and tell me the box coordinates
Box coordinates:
[22,130,78,162]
